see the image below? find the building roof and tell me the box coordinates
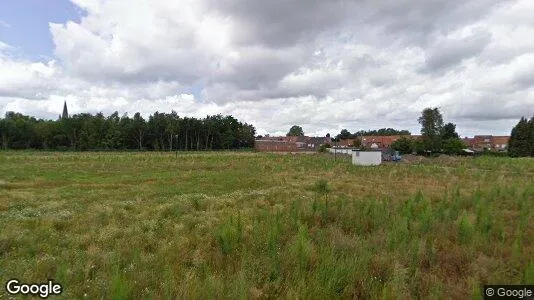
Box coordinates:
[492,136,510,145]
[360,135,403,147]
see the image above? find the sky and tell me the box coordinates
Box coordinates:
[1,0,533,137]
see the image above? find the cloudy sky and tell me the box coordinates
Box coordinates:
[1,0,533,136]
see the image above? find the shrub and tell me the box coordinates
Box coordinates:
[391,137,413,154]
[319,144,331,152]
[442,138,466,155]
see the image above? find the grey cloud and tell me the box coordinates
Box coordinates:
[422,30,492,72]
[454,109,528,121]
[212,46,309,91]
[208,0,353,47]
[512,67,534,89]
[366,0,512,46]
[449,93,534,121]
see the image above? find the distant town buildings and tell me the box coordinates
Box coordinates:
[336,135,421,149]
[255,134,510,152]
[254,136,331,152]
[462,136,510,152]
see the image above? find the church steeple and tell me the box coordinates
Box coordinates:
[61,101,69,119]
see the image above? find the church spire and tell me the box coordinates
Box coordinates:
[61,101,69,119]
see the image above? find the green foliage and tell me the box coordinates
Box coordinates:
[111,269,130,300]
[441,122,459,140]
[335,128,411,141]
[287,125,304,136]
[1,152,533,298]
[442,138,467,155]
[458,213,474,245]
[391,136,413,154]
[531,116,534,156]
[318,144,331,152]
[313,179,331,219]
[336,129,353,140]
[214,215,244,255]
[412,139,426,155]
[354,128,411,136]
[509,116,534,157]
[313,179,331,198]
[524,262,534,284]
[291,223,313,271]
[418,107,444,152]
[0,111,256,151]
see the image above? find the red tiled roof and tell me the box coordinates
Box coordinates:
[360,135,403,148]
[492,136,509,145]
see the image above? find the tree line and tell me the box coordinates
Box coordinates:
[334,128,411,141]
[508,116,534,157]
[0,111,256,151]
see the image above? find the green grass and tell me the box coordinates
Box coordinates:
[0,151,533,298]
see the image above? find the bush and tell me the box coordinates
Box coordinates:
[391,137,413,154]
[481,150,508,157]
[318,144,331,152]
[442,138,466,155]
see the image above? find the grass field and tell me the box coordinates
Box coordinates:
[0,152,533,299]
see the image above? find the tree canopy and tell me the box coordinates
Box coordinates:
[0,111,256,151]
[286,125,304,136]
[335,128,411,141]
[441,122,459,140]
[508,116,534,157]
[418,107,445,152]
[391,136,413,154]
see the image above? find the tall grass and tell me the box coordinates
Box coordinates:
[0,152,532,298]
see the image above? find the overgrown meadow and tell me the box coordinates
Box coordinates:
[0,152,533,299]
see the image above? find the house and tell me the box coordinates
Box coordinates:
[360,135,405,149]
[305,136,332,151]
[492,136,510,151]
[462,137,475,148]
[463,135,510,152]
[472,135,493,151]
[254,139,297,152]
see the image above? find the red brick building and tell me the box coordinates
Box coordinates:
[254,139,298,152]
[463,135,509,151]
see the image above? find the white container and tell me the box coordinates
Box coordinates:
[352,150,382,166]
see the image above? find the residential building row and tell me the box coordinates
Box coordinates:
[254,136,332,152]
[255,134,510,152]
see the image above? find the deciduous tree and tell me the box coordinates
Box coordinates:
[287,125,304,136]
[418,107,444,152]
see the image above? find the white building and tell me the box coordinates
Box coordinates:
[352,150,382,166]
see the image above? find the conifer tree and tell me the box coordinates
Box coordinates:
[508,117,533,157]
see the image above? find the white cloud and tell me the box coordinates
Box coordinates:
[1,0,534,137]
[0,41,13,51]
[0,19,10,28]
